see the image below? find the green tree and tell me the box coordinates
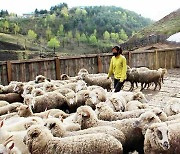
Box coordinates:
[81,9,87,16]
[61,7,69,18]
[80,33,87,42]
[57,24,64,36]
[89,34,97,45]
[67,31,73,42]
[48,37,60,54]
[75,31,80,46]
[110,33,116,42]
[3,20,9,32]
[27,29,37,43]
[14,23,20,35]
[103,31,110,40]
[119,29,128,41]
[75,8,81,16]
[46,26,52,41]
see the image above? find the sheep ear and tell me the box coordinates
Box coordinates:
[8,142,14,150]
[0,120,4,127]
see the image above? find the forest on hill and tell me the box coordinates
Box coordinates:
[0,3,152,55]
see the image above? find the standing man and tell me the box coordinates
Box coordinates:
[107,46,127,92]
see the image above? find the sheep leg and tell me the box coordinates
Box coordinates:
[153,82,158,91]
[158,81,161,90]
[140,83,144,91]
[129,82,134,91]
[162,76,164,84]
[135,82,138,88]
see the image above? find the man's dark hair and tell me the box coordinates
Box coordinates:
[112,46,123,54]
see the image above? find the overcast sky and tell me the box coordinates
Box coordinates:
[0,0,179,21]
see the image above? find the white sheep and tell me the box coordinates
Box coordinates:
[113,91,148,104]
[44,117,126,145]
[107,94,126,112]
[0,100,9,107]
[0,93,23,103]
[75,105,161,153]
[158,68,167,83]
[0,103,22,116]
[77,68,89,78]
[31,88,45,97]
[17,104,69,119]
[21,84,34,97]
[125,100,149,111]
[24,92,68,113]
[0,82,18,94]
[35,75,50,83]
[167,113,180,121]
[85,88,106,109]
[24,125,123,154]
[82,73,112,91]
[62,80,87,92]
[164,98,180,116]
[0,136,21,154]
[0,120,29,154]
[95,102,148,121]
[144,122,180,154]
[43,82,57,92]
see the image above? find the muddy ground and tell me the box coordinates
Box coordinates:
[123,68,180,109]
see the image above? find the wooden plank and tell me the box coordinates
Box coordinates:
[97,55,102,73]
[55,58,61,80]
[128,51,132,67]
[7,61,12,83]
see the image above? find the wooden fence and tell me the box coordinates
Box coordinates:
[0,47,180,85]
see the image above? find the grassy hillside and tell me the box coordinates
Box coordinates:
[129,9,180,40]
[0,5,153,56]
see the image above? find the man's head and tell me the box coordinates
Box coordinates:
[112,46,122,56]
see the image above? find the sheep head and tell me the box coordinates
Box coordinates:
[13,82,24,94]
[61,74,70,80]
[24,125,53,153]
[35,75,47,83]
[24,94,35,108]
[109,96,125,112]
[0,85,4,93]
[44,118,66,137]
[31,88,45,97]
[65,91,76,106]
[76,80,87,92]
[22,84,34,97]
[43,82,56,92]
[146,123,170,151]
[17,104,33,117]
[75,106,97,129]
[133,92,148,103]
[152,107,167,121]
[133,111,161,134]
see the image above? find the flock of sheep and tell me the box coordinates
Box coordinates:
[0,67,179,154]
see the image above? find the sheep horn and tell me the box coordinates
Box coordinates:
[4,139,13,147]
[5,135,13,142]
[45,110,51,119]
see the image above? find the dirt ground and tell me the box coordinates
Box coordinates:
[123,68,180,109]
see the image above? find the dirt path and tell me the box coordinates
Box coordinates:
[123,68,180,109]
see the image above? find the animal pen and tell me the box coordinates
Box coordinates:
[0,47,180,86]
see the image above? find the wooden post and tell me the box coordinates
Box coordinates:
[128,51,132,67]
[97,55,102,73]
[155,50,159,69]
[7,61,12,83]
[55,58,61,80]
